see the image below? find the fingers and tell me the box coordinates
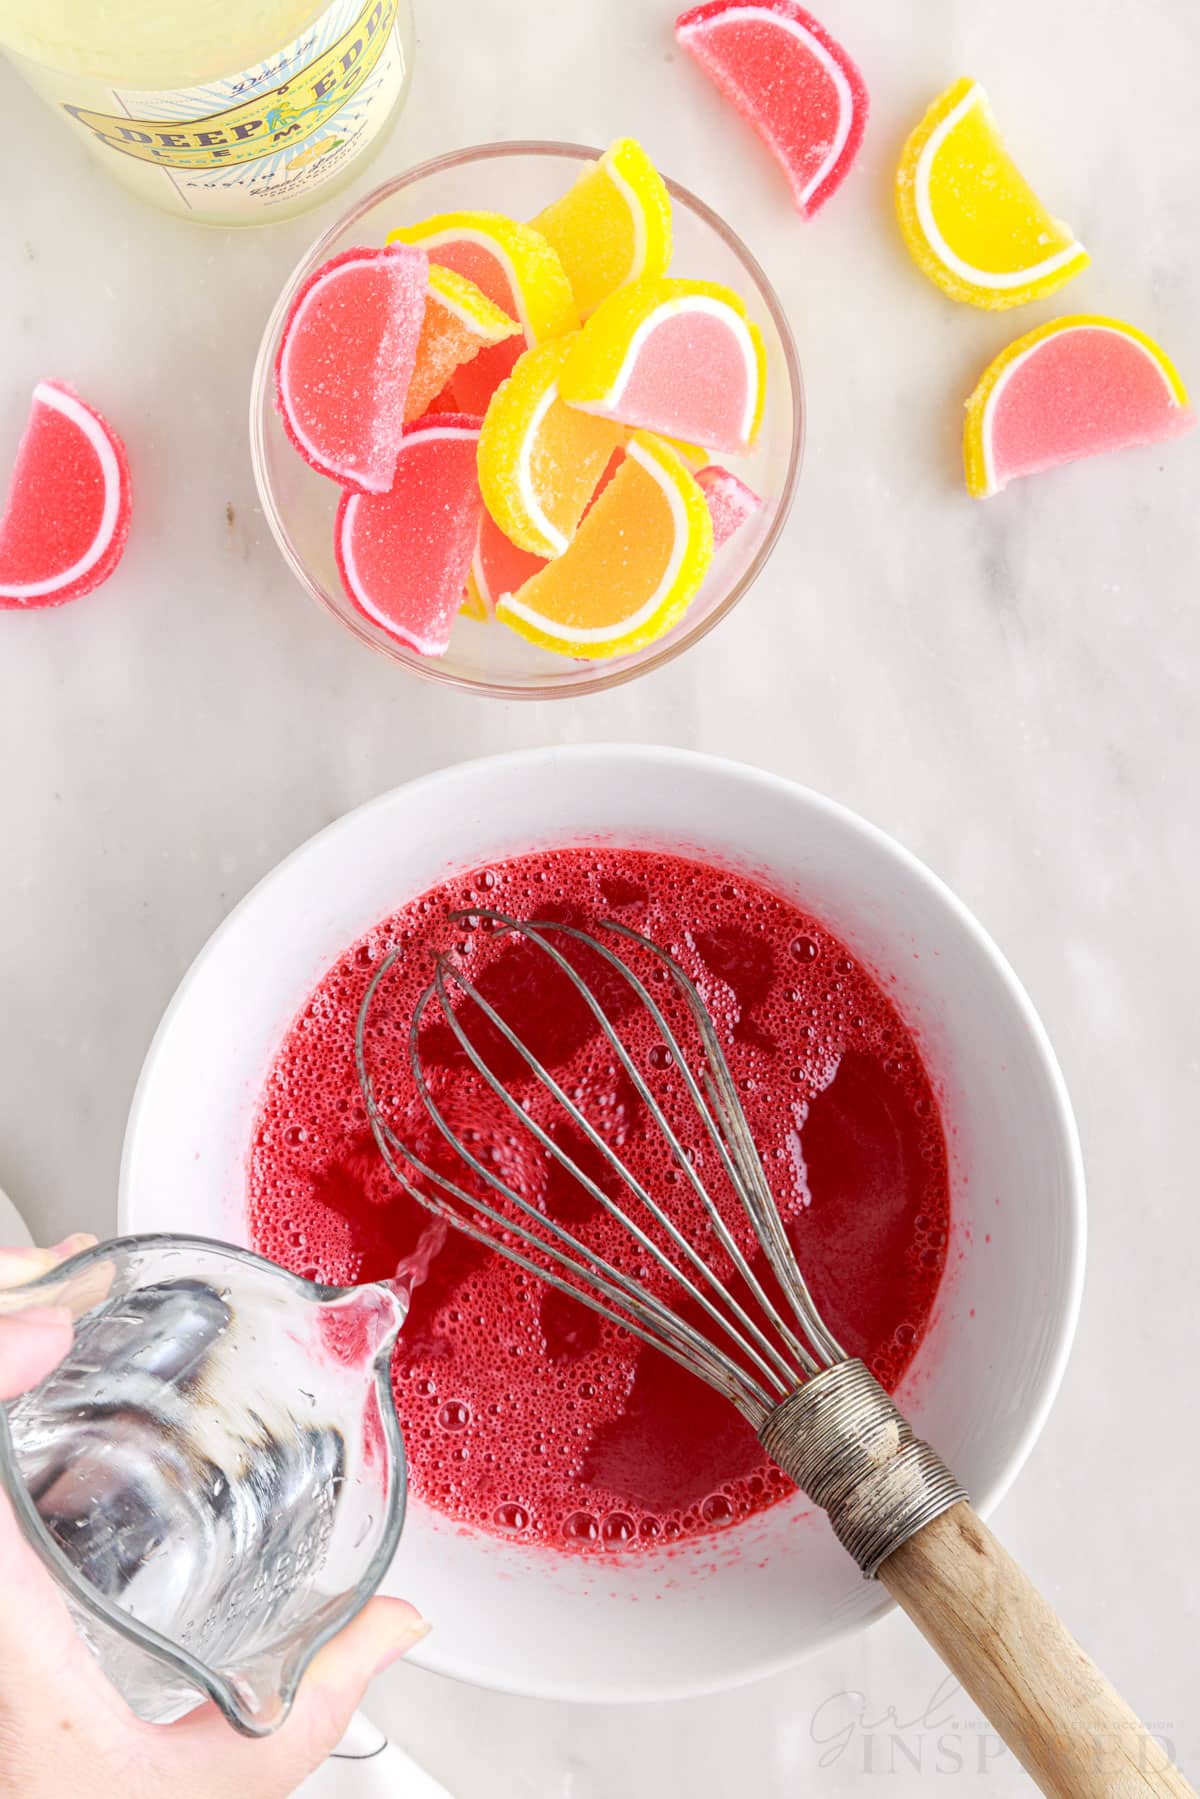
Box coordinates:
[0,1308,74,1401]
[0,1245,96,1683]
[271,1596,430,1772]
[0,1236,113,1324]
[297,1597,429,1720]
[157,1598,429,1797]
[0,1235,97,1291]
[0,1238,92,1400]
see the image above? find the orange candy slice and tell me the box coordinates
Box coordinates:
[387,211,579,414]
[406,266,518,422]
[496,431,713,659]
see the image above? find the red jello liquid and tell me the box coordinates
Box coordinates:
[248,848,950,1553]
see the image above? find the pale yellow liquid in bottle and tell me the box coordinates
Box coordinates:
[0,0,413,223]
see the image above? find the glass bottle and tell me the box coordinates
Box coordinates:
[0,0,414,224]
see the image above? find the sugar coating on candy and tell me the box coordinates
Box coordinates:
[896,79,1088,311]
[388,213,579,416]
[560,275,766,455]
[275,243,428,492]
[695,464,763,546]
[478,337,626,559]
[496,429,713,660]
[676,0,868,217]
[533,137,674,316]
[335,414,484,657]
[466,509,548,617]
[0,380,132,610]
[406,266,518,424]
[964,316,1195,499]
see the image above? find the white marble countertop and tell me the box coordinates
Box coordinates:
[3,0,1199,1791]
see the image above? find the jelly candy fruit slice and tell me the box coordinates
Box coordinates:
[0,380,132,610]
[335,413,484,657]
[275,242,428,492]
[676,1,868,218]
[964,315,1194,498]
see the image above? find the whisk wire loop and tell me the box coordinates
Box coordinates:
[410,972,773,1410]
[355,913,848,1401]
[429,916,816,1392]
[369,1110,765,1418]
[597,918,847,1371]
[355,954,775,1419]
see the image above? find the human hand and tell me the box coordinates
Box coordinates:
[0,1235,427,1799]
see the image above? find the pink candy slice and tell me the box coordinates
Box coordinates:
[609,307,759,455]
[275,243,428,494]
[335,414,484,657]
[695,464,764,547]
[676,0,869,218]
[986,327,1195,494]
[0,380,132,610]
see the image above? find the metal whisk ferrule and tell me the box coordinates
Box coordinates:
[760,1360,967,1577]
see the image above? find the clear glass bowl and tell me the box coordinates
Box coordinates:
[250,140,804,699]
[0,1234,406,1736]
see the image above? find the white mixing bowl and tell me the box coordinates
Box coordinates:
[119,746,1085,1702]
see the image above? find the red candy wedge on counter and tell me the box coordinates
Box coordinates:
[676,0,868,217]
[0,380,131,609]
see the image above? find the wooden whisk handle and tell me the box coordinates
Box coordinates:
[878,1503,1192,1798]
[760,1363,1193,1798]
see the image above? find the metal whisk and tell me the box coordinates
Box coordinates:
[356,910,1191,1799]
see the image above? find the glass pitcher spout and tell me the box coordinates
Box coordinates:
[0,1234,408,1736]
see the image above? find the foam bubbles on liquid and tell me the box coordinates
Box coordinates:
[247,847,951,1554]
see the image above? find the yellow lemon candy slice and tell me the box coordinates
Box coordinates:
[532,137,674,318]
[559,276,767,455]
[896,79,1088,310]
[477,337,626,560]
[496,431,714,660]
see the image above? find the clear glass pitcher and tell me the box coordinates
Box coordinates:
[0,1233,406,1736]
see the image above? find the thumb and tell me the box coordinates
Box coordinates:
[288,1597,430,1759]
[160,1598,429,1797]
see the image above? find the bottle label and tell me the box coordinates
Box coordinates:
[57,0,406,218]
